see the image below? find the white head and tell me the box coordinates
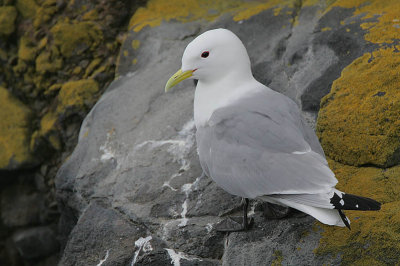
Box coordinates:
[165,29,252,91]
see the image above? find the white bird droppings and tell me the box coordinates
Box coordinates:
[131,236,153,265]
[96,250,110,266]
[165,248,202,266]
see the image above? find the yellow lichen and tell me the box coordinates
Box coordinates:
[84,58,102,78]
[72,66,82,75]
[57,79,99,113]
[329,0,400,44]
[33,0,58,28]
[38,37,48,50]
[45,83,62,95]
[316,160,400,264]
[16,0,39,18]
[129,0,296,32]
[50,21,103,58]
[321,27,331,31]
[18,36,38,62]
[82,9,99,21]
[0,6,17,35]
[271,250,283,266]
[0,87,34,169]
[131,40,140,50]
[39,111,58,136]
[35,50,63,74]
[317,47,400,167]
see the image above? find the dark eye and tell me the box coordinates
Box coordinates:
[201,51,209,58]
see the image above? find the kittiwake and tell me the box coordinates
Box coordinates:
[164,28,381,231]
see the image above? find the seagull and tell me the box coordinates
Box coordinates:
[164,28,380,231]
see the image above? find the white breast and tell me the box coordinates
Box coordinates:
[193,78,263,128]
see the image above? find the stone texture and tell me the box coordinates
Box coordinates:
[12,226,59,259]
[55,0,400,265]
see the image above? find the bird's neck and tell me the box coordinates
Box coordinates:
[194,72,261,128]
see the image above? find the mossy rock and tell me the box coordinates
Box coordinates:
[16,0,39,18]
[0,87,35,170]
[57,79,99,115]
[50,21,103,58]
[317,47,400,168]
[0,6,17,35]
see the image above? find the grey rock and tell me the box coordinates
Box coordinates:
[55,2,380,265]
[12,226,59,259]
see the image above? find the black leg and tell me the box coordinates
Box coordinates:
[214,198,253,232]
[243,198,249,230]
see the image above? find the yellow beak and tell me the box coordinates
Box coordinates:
[165,69,194,92]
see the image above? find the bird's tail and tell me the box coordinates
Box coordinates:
[330,192,381,211]
[331,192,381,230]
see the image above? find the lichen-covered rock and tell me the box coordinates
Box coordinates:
[0,87,35,170]
[317,47,400,167]
[316,160,400,265]
[50,21,103,58]
[0,6,17,35]
[35,50,63,74]
[18,36,38,62]
[15,0,39,19]
[57,79,99,114]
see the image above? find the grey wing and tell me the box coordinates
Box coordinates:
[197,93,337,199]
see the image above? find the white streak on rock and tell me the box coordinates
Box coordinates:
[96,249,110,266]
[100,131,115,161]
[206,223,213,233]
[165,248,202,266]
[178,175,203,227]
[340,199,344,206]
[131,236,152,265]
[135,120,195,191]
[248,203,256,216]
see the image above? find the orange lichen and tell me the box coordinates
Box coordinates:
[317,47,400,167]
[129,0,297,32]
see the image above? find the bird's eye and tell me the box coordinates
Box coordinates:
[201,51,209,58]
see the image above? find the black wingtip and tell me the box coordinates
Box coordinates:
[330,192,381,211]
[338,210,351,230]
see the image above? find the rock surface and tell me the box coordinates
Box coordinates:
[56,0,400,265]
